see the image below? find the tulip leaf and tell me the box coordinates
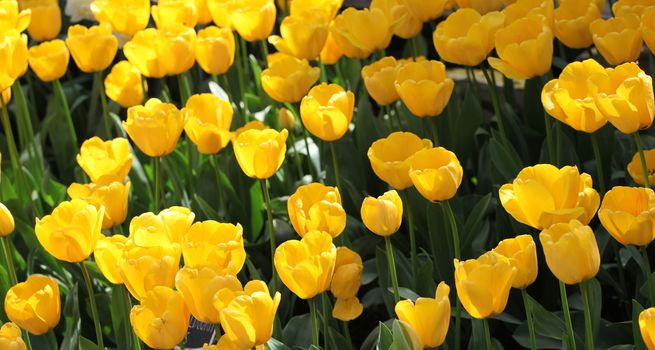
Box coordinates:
[390,320,413,350]
[376,322,393,350]
[375,247,394,314]
[109,286,132,350]
[451,85,484,163]
[78,336,97,350]
[60,283,80,350]
[265,338,292,350]
[632,300,647,350]
[460,193,493,256]
[528,294,565,340]
[489,136,522,181]
[281,314,312,349]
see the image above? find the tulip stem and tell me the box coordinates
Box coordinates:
[329,142,342,190]
[122,285,141,350]
[154,157,161,212]
[641,246,655,306]
[580,281,594,350]
[309,298,320,348]
[482,319,492,350]
[521,289,537,350]
[80,262,104,350]
[319,58,327,83]
[177,73,192,105]
[284,102,318,180]
[429,117,440,146]
[443,201,460,259]
[260,179,278,292]
[401,190,418,287]
[634,132,652,188]
[1,237,16,285]
[238,36,250,113]
[589,133,606,194]
[287,131,304,179]
[322,293,330,350]
[559,281,577,350]
[342,321,353,350]
[52,79,78,151]
[94,71,112,139]
[235,37,247,114]
[384,237,401,304]
[481,66,509,149]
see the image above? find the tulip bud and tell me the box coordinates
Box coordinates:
[395,60,454,117]
[130,286,190,349]
[455,0,504,14]
[598,186,655,246]
[288,183,346,238]
[503,0,553,27]
[330,247,363,299]
[613,0,653,17]
[0,30,28,92]
[67,181,131,230]
[361,56,400,106]
[330,7,393,58]
[233,128,288,179]
[639,307,655,350]
[76,137,133,185]
[94,234,128,284]
[493,235,538,289]
[368,132,433,190]
[0,1,30,33]
[554,0,600,49]
[183,93,234,155]
[290,0,342,22]
[231,0,277,42]
[104,60,145,108]
[120,243,182,300]
[0,203,15,237]
[159,23,196,76]
[268,12,328,60]
[196,26,235,75]
[123,28,167,78]
[65,23,117,73]
[332,297,363,321]
[590,15,642,66]
[182,221,246,274]
[361,190,403,237]
[300,83,355,142]
[402,0,447,22]
[27,39,69,82]
[4,275,61,335]
[395,282,451,347]
[233,120,268,139]
[0,322,25,350]
[90,0,150,37]
[278,107,296,130]
[151,0,198,28]
[261,55,320,103]
[207,0,236,28]
[371,0,422,39]
[628,149,655,186]
[124,98,187,157]
[408,147,463,202]
[20,0,61,41]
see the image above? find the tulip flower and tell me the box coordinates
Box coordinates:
[130,286,190,349]
[499,164,600,230]
[300,83,355,142]
[288,183,347,238]
[233,120,268,139]
[0,30,28,93]
[104,60,145,108]
[261,55,320,103]
[493,235,538,289]
[395,60,454,117]
[371,0,422,39]
[159,23,196,76]
[361,190,403,237]
[554,0,601,49]
[290,0,343,22]
[67,181,131,230]
[76,137,133,185]
[503,0,553,26]
[455,0,504,14]
[233,128,288,179]
[598,186,655,246]
[408,147,463,202]
[643,8,655,55]
[361,57,401,106]
[628,149,655,186]
[129,207,195,247]
[183,93,233,154]
[0,1,30,33]
[123,28,167,78]
[401,0,448,22]
[278,107,296,130]
[120,243,182,300]
[368,132,433,190]
[395,282,451,348]
[613,0,655,17]
[590,15,642,66]
[94,234,128,284]
[4,275,60,335]
[195,0,212,23]
[196,26,235,75]
[90,0,151,37]
[330,8,393,58]
[330,247,363,299]
[332,297,364,321]
[123,98,187,157]
[27,39,68,82]
[151,0,198,28]
[269,12,328,60]
[0,203,14,237]
[207,0,237,28]
[19,0,61,41]
[231,0,277,42]
[65,23,117,73]
[640,308,655,350]
[0,322,25,350]
[182,221,246,274]
[320,32,343,65]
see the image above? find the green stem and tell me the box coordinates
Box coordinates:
[409,36,418,57]
[260,179,277,292]
[288,131,304,180]
[634,132,652,188]
[319,57,327,83]
[589,133,606,194]
[214,324,222,342]
[329,142,342,190]
[342,321,353,350]
[238,36,250,113]
[260,40,269,67]
[580,281,593,350]
[154,157,161,212]
[218,74,241,119]
[52,79,78,150]
[94,71,112,138]
[541,73,556,164]
[429,117,440,146]
[235,38,247,114]
[177,72,192,105]
[481,66,509,149]
[122,285,141,350]
[559,281,577,350]
[483,319,492,350]
[141,76,148,104]
[309,298,320,348]
[1,237,17,285]
[641,246,655,306]
[322,293,329,350]
[443,201,461,259]
[12,82,39,173]
[402,190,417,287]
[179,340,186,350]
[521,289,537,350]
[284,103,317,180]
[80,262,104,350]
[385,236,401,304]
[455,299,462,350]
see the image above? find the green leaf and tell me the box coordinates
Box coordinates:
[633,300,647,350]
[391,320,413,350]
[461,193,493,256]
[376,322,393,350]
[281,314,312,349]
[529,294,565,340]
[109,286,131,350]
[78,336,97,350]
[489,137,522,181]
[266,338,292,350]
[60,283,80,350]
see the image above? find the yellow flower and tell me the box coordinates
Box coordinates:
[300,83,355,141]
[455,0,504,14]
[590,15,642,66]
[0,322,26,350]
[274,230,337,299]
[639,308,655,350]
[67,181,131,230]
[395,60,454,117]
[130,286,190,349]
[268,13,328,60]
[220,280,280,349]
[128,207,195,247]
[395,282,450,348]
[498,164,600,230]
[539,220,600,285]
[290,0,343,22]
[371,0,422,39]
[591,62,655,134]
[0,1,30,33]
[330,7,393,58]
[123,28,167,78]
[35,199,104,263]
[233,128,288,179]
[368,132,433,190]
[613,0,655,17]
[261,54,320,103]
[488,15,553,80]
[0,30,28,92]
[643,8,655,55]
[196,26,235,75]
[361,56,400,106]
[151,0,198,28]
[19,0,61,41]
[65,23,117,73]
[123,98,187,157]
[434,8,505,67]
[330,247,363,299]
[0,202,15,237]
[90,0,151,37]
[278,107,296,130]
[183,93,233,154]
[401,0,448,22]
[554,0,601,49]
[120,243,182,300]
[493,234,538,289]
[104,60,145,108]
[408,147,463,202]
[207,0,237,28]
[396,320,424,350]
[332,297,363,321]
[195,0,212,23]
[94,234,128,284]
[159,23,196,76]
[233,120,268,139]
[541,58,607,133]
[76,136,133,185]
[4,275,60,335]
[27,39,68,83]
[182,221,246,274]
[361,190,403,237]
[288,183,346,238]
[502,0,553,26]
[454,251,517,319]
[598,186,655,246]
[320,31,343,65]
[231,0,276,42]
[628,149,655,186]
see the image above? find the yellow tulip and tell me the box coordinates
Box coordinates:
[591,62,655,134]
[454,251,517,319]
[300,83,355,141]
[4,275,60,335]
[233,120,268,139]
[290,0,343,22]
[434,8,505,67]
[590,15,642,66]
[90,0,151,37]
[207,0,237,28]
[130,286,190,349]
[0,322,26,350]
[288,183,346,238]
[361,56,401,107]
[195,0,212,23]
[320,31,343,65]
[0,1,30,33]
[67,181,131,230]
[330,7,393,58]
[396,320,424,350]
[395,282,450,348]
[539,220,600,285]
[628,149,655,186]
[395,60,454,117]
[196,26,235,75]
[128,207,195,247]
[554,0,600,49]
[493,234,538,289]
[499,164,600,230]
[19,0,61,41]
[233,128,288,179]
[27,39,68,83]
[104,60,145,108]
[278,107,296,130]
[261,54,320,103]
[123,98,187,157]
[371,0,422,39]
[488,15,553,80]
[0,30,27,92]
[0,202,15,237]
[159,23,196,76]
[35,199,104,263]
[76,136,133,185]
[503,0,553,26]
[65,23,117,73]
[639,308,655,350]
[231,0,276,42]
[119,243,182,300]
[94,234,128,284]
[268,13,328,60]
[643,8,655,55]
[182,221,246,274]
[330,247,363,300]
[455,0,504,14]
[175,264,243,324]
[274,230,337,299]
[0,88,10,105]
[368,132,433,190]
[541,58,607,133]
[361,190,403,237]
[401,0,448,22]
[183,93,233,154]
[613,0,655,17]
[123,28,167,78]
[151,0,198,28]
[332,297,363,321]
[599,186,655,246]
[408,147,463,202]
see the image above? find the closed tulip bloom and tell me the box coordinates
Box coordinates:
[233,120,268,139]
[65,23,117,73]
[320,32,343,65]
[195,0,212,23]
[35,199,104,263]
[361,190,403,237]
[0,30,28,92]
[300,83,355,141]
[288,183,347,238]
[261,55,319,103]
[124,98,187,157]
[94,234,128,284]
[207,0,237,28]
[368,132,433,189]
[279,107,296,130]
[361,57,400,106]
[408,147,463,202]
[159,23,196,75]
[120,243,182,300]
[434,9,505,67]
[90,0,150,37]
[503,0,554,26]
[599,186,655,246]
[628,149,655,186]
[151,0,198,28]
[19,0,61,41]
[183,93,233,154]
[332,297,363,321]
[590,16,642,66]
[396,321,424,350]
[160,206,196,241]
[67,181,131,229]
[402,0,448,22]
[233,128,288,179]
[123,28,167,78]
[613,0,655,17]
[371,0,422,39]
[640,308,655,350]
[269,14,328,60]
[0,203,14,237]
[541,59,607,133]
[128,207,195,247]
[454,251,517,319]
[643,8,655,55]
[196,26,235,75]
[499,164,600,230]
[290,0,343,22]
[455,0,504,14]
[231,0,276,42]
[104,60,145,108]
[330,247,363,299]
[488,15,553,80]
[130,286,190,349]
[539,220,600,285]
[330,8,393,59]
[0,1,30,33]
[395,282,450,347]
[493,235,538,289]
[274,230,337,299]
[27,39,68,82]
[0,322,25,350]
[554,0,600,49]
[395,60,454,117]
[76,137,133,185]
[4,275,60,335]
[182,221,246,274]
